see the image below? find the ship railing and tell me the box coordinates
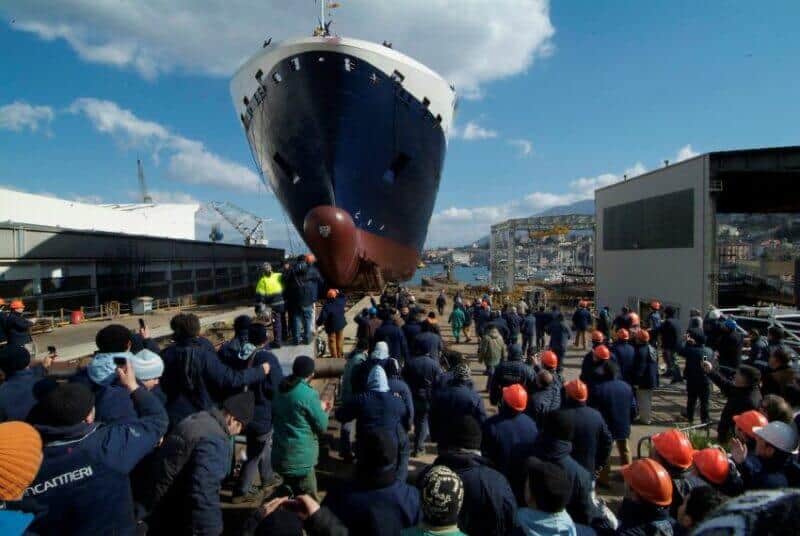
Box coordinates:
[718,305,800,352]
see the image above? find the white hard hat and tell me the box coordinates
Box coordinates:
[752,421,800,454]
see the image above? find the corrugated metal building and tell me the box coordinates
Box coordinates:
[595,146,800,329]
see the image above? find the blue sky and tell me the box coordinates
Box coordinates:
[2,1,799,248]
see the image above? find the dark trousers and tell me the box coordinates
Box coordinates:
[686,381,711,423]
[237,431,274,495]
[522,334,534,356]
[536,332,545,351]
[663,348,682,381]
[272,305,284,345]
[413,399,430,453]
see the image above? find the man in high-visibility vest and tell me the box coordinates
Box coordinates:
[255,263,285,347]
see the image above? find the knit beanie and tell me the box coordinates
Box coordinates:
[453,362,471,382]
[442,415,482,451]
[419,465,464,527]
[0,422,43,501]
[356,428,398,473]
[130,349,164,381]
[0,345,31,374]
[292,355,315,378]
[31,383,95,427]
[223,391,255,427]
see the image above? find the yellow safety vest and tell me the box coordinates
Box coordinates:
[256,273,283,296]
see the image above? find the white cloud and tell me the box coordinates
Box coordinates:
[451,120,498,141]
[0,101,55,133]
[674,144,699,162]
[4,1,555,96]
[508,138,533,157]
[69,98,263,193]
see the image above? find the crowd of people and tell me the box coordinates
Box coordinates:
[0,283,799,535]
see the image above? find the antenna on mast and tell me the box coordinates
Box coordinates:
[137,158,153,204]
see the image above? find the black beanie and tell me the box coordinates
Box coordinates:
[441,415,482,450]
[543,410,574,442]
[419,465,464,527]
[0,345,31,374]
[356,429,398,471]
[223,391,255,427]
[31,383,95,427]
[526,457,571,513]
[248,323,269,346]
[292,355,315,378]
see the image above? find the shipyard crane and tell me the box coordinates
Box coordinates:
[208,201,269,246]
[137,159,153,204]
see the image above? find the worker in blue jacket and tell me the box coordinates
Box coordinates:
[3,300,34,349]
[504,306,523,345]
[544,313,571,371]
[401,310,424,355]
[402,340,443,456]
[430,362,486,444]
[336,366,411,482]
[561,379,613,476]
[317,289,348,359]
[571,302,593,349]
[160,313,270,428]
[217,315,252,364]
[219,323,284,503]
[474,301,491,337]
[0,345,52,421]
[612,328,637,386]
[679,328,714,425]
[26,365,168,536]
[415,319,444,362]
[488,343,536,406]
[533,307,552,351]
[374,309,409,363]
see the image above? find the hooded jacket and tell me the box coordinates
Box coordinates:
[561,399,613,475]
[612,341,636,385]
[375,320,409,362]
[433,450,517,536]
[513,508,578,536]
[479,328,507,368]
[272,376,329,478]
[71,357,139,425]
[0,365,45,421]
[527,382,562,426]
[482,406,539,479]
[429,380,487,444]
[545,319,571,353]
[219,347,284,435]
[28,387,168,536]
[336,367,408,445]
[402,354,442,402]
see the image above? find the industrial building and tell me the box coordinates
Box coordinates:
[594,146,800,328]
[0,189,283,314]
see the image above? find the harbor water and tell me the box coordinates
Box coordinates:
[408,263,490,286]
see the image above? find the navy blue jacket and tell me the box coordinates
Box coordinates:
[679,342,713,385]
[660,319,681,351]
[351,358,391,395]
[414,331,443,360]
[612,341,637,385]
[579,352,606,389]
[402,354,442,402]
[429,380,487,444]
[317,295,347,333]
[588,378,636,440]
[572,308,592,331]
[489,358,536,406]
[220,348,284,435]
[69,369,138,425]
[633,343,660,390]
[217,334,249,364]
[160,338,266,427]
[527,383,562,425]
[388,377,414,431]
[0,366,45,422]
[505,312,523,337]
[401,321,423,353]
[522,314,536,336]
[616,499,678,536]
[476,308,492,335]
[546,320,571,353]
[29,388,168,536]
[433,451,517,536]
[561,401,613,474]
[737,453,792,490]
[482,406,539,477]
[530,435,601,526]
[375,321,409,362]
[4,312,33,346]
[336,391,408,443]
[717,330,744,370]
[534,311,552,335]
[322,477,420,535]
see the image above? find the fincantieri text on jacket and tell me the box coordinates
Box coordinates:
[25,466,94,495]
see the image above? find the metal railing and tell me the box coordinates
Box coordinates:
[636,421,715,459]
[719,305,800,351]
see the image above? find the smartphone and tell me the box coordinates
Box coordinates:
[138,318,146,329]
[113,356,128,366]
[47,345,57,355]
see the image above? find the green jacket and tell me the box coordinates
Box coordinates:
[272,377,329,477]
[479,327,507,367]
[448,308,466,330]
[338,350,367,404]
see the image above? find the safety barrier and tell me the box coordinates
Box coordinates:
[719,305,800,351]
[636,421,715,459]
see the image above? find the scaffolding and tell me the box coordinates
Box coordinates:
[490,214,595,290]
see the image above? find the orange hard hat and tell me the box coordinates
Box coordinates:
[621,459,673,507]
[627,313,641,327]
[616,328,630,341]
[565,379,588,402]
[591,330,605,343]
[502,384,528,412]
[693,448,730,485]
[326,289,339,299]
[593,345,611,360]
[305,253,316,264]
[541,350,558,369]
[636,330,651,344]
[651,300,662,310]
[733,410,768,439]
[9,299,24,311]
[651,429,694,470]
